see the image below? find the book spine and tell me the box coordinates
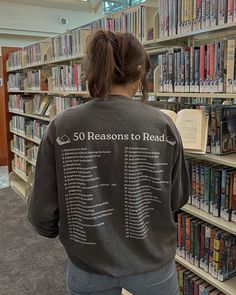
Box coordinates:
[216,106,222,155]
[200,164,205,209]
[211,106,217,154]
[209,43,215,91]
[177,213,183,255]
[204,166,211,213]
[200,45,205,92]
[214,42,219,93]
[226,39,235,93]
[228,0,234,22]
[194,48,200,92]
[217,232,230,281]
[184,47,190,92]
[195,163,200,208]
[178,0,182,34]
[210,0,217,27]
[221,169,227,220]
[201,0,206,28]
[206,0,211,28]
[210,167,216,214]
[180,48,185,92]
[218,0,227,24]
[190,219,195,264]
[213,169,221,217]
[231,172,236,222]
[194,222,201,267]
[181,214,187,258]
[212,230,222,278]
[192,162,196,206]
[209,227,216,275]
[185,216,191,261]
[190,47,195,92]
[203,225,211,272]
[200,224,205,269]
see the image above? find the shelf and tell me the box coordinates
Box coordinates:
[10,130,41,145]
[12,167,28,183]
[9,110,51,122]
[7,55,85,73]
[155,22,236,45]
[155,92,236,98]
[185,153,236,168]
[11,149,36,167]
[8,90,89,96]
[182,204,236,235]
[175,255,236,295]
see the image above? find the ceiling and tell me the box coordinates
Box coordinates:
[0,0,103,12]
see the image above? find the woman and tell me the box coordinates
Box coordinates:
[28,30,190,295]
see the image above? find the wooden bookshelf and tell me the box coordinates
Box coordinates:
[182,204,236,235]
[155,92,236,98]
[176,255,236,295]
[10,130,41,145]
[9,110,51,122]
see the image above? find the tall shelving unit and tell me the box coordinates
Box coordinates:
[4,2,236,294]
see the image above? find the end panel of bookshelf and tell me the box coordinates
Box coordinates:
[182,204,236,235]
[175,255,236,295]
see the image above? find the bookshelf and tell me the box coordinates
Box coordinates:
[4,2,236,294]
[175,255,236,295]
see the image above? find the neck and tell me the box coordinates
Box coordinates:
[109,84,133,98]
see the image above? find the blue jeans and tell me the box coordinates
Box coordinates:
[66,259,179,295]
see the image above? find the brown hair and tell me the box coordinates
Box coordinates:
[84,30,150,100]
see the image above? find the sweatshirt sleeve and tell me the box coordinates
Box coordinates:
[171,131,191,212]
[27,120,59,238]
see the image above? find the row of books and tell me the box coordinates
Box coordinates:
[10,116,48,142]
[7,29,89,70]
[9,94,82,118]
[158,0,236,38]
[7,5,157,70]
[187,158,236,223]
[177,214,236,282]
[8,69,51,91]
[11,134,38,163]
[156,101,236,155]
[91,6,156,42]
[52,64,85,91]
[154,40,236,94]
[176,263,225,295]
[13,155,32,177]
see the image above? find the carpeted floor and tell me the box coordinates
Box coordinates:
[0,187,68,295]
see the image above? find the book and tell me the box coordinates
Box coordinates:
[160,108,209,154]
[231,172,236,223]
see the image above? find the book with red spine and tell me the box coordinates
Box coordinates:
[200,45,205,92]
